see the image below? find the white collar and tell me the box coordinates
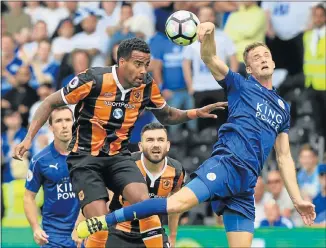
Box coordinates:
[141,153,168,188]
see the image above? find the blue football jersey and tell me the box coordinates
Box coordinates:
[214,70,291,176]
[25,142,79,235]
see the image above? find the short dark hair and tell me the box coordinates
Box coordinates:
[49,106,73,125]
[243,42,270,65]
[141,122,167,137]
[117,37,150,65]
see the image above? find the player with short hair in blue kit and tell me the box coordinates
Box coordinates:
[77,22,316,247]
[24,106,80,247]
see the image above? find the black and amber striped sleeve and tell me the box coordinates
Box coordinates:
[146,80,166,110]
[173,167,185,193]
[60,69,94,105]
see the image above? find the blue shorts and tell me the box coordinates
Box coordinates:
[41,234,76,248]
[190,147,257,221]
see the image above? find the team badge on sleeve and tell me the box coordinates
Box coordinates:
[68,77,79,90]
[26,169,33,182]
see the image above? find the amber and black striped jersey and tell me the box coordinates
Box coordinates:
[109,152,185,234]
[61,66,166,156]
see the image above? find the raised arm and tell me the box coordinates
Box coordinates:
[198,22,229,81]
[13,91,66,160]
[275,133,316,225]
[151,102,227,126]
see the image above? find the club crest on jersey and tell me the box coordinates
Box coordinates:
[78,190,84,201]
[162,179,172,190]
[131,90,142,102]
[113,108,123,119]
[278,99,285,110]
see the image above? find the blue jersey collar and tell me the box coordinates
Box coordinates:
[50,142,60,158]
[248,75,277,92]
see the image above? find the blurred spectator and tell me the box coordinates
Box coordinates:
[14,27,32,51]
[52,19,75,61]
[2,66,39,127]
[31,39,59,86]
[254,176,267,228]
[297,144,320,198]
[3,1,32,36]
[40,1,69,38]
[19,20,48,64]
[71,11,108,67]
[107,3,133,37]
[2,151,43,227]
[213,2,239,28]
[63,1,83,33]
[303,4,326,139]
[313,164,326,216]
[259,199,293,228]
[224,1,266,76]
[1,33,23,95]
[262,1,317,75]
[264,170,294,219]
[183,6,238,132]
[124,15,154,41]
[24,1,46,24]
[149,19,196,136]
[96,1,121,36]
[61,49,91,88]
[1,109,27,183]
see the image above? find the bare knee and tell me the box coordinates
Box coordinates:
[83,199,108,218]
[122,182,149,204]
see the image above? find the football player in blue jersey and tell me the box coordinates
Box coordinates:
[24,106,80,247]
[79,21,315,247]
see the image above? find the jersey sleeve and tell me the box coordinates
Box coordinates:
[279,114,291,134]
[60,69,94,105]
[25,158,43,193]
[146,81,167,110]
[173,168,185,193]
[217,69,243,94]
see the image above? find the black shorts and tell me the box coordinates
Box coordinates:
[67,152,146,209]
[106,227,170,248]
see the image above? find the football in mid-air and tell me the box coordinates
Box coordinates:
[165,10,200,46]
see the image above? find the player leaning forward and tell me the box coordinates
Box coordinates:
[77,23,316,247]
[13,37,226,247]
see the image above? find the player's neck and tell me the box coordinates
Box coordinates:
[254,75,273,90]
[116,67,132,90]
[143,156,165,176]
[322,188,326,197]
[54,139,70,156]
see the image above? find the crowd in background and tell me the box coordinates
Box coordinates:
[1,1,326,229]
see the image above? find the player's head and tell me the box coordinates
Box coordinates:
[139,123,170,164]
[117,37,151,88]
[49,106,73,142]
[243,42,275,79]
[313,4,326,29]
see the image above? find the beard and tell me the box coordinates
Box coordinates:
[143,149,169,164]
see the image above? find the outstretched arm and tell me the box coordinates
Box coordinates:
[13,91,66,160]
[275,133,316,225]
[198,22,229,81]
[151,102,227,126]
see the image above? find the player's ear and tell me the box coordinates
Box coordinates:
[246,65,252,74]
[138,142,143,152]
[166,141,170,152]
